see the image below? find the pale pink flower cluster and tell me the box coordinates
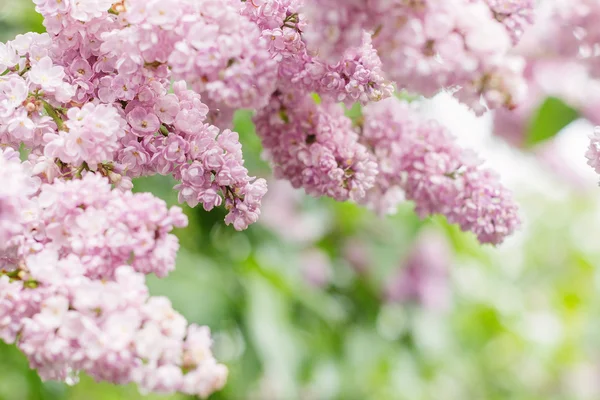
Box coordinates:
[255,91,378,202]
[44,103,126,169]
[0,174,227,397]
[360,98,520,245]
[302,0,530,114]
[494,60,600,148]
[1,1,268,230]
[373,0,527,114]
[0,34,74,150]
[29,174,187,278]
[0,0,543,394]
[241,0,394,106]
[0,148,33,248]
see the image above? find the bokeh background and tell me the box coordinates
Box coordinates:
[3,2,600,399]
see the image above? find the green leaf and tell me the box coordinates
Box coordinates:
[526,96,579,147]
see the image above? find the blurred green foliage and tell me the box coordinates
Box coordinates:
[526,97,580,147]
[3,3,600,400]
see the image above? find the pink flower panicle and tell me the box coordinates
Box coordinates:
[0,175,227,397]
[246,0,393,106]
[292,32,394,106]
[300,0,531,113]
[0,148,34,249]
[0,0,541,394]
[1,1,267,231]
[31,174,187,279]
[360,98,520,245]
[373,0,527,114]
[255,91,377,202]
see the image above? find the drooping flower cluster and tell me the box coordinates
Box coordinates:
[1,174,227,397]
[301,0,532,114]
[360,97,520,245]
[30,173,187,278]
[255,91,378,202]
[0,9,268,230]
[0,0,542,395]
[240,0,394,106]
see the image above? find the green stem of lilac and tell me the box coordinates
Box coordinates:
[42,100,65,131]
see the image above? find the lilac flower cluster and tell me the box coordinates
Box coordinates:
[481,0,600,185]
[0,0,539,394]
[1,175,226,397]
[360,98,520,245]
[0,148,33,248]
[254,91,378,202]
[241,0,394,106]
[301,0,531,114]
[1,2,268,231]
[31,174,187,279]
[522,0,600,179]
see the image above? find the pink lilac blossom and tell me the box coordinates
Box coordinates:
[292,32,394,105]
[300,0,531,113]
[0,148,33,249]
[0,25,238,390]
[0,16,265,231]
[97,0,278,111]
[0,174,227,397]
[484,2,600,181]
[301,0,534,57]
[371,0,527,114]
[493,60,600,148]
[360,97,520,245]
[30,174,187,279]
[2,254,227,396]
[0,0,543,394]
[242,0,393,106]
[44,103,126,169]
[255,91,377,202]
[490,0,600,148]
